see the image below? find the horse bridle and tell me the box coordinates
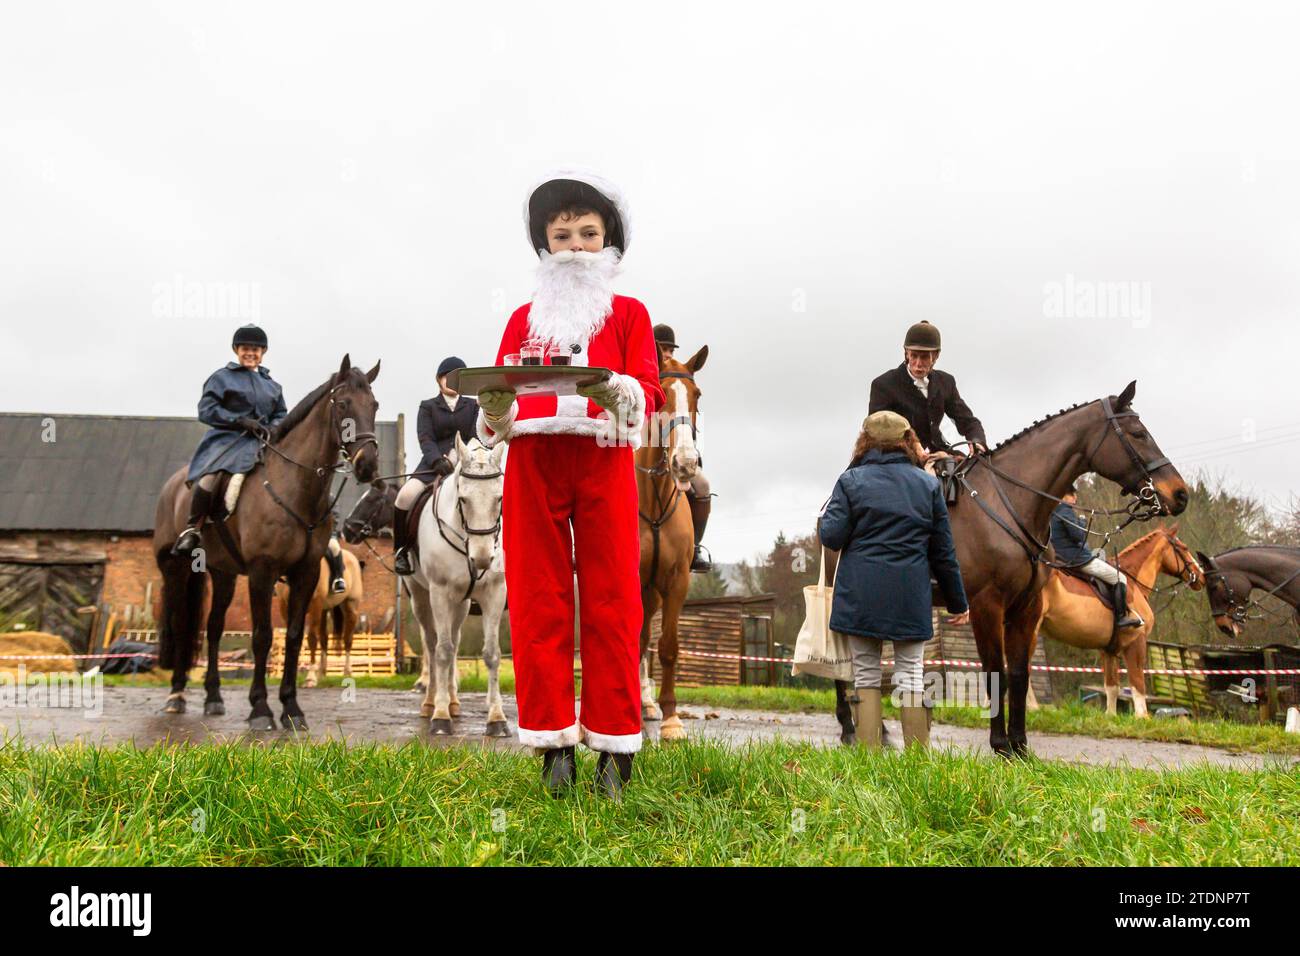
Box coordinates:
[260,380,380,534]
[638,369,699,477]
[435,464,504,600]
[1084,397,1168,507]
[1204,559,1300,625]
[962,399,1169,567]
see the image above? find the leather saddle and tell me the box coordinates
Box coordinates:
[1058,566,1115,611]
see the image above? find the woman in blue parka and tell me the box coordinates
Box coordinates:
[173,325,288,555]
[817,410,968,750]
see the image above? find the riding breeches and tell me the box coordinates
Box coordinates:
[502,434,643,754]
[395,476,427,510]
[1078,556,1125,586]
[845,635,926,694]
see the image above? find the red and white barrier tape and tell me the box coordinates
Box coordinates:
[679,649,1300,677]
[0,652,157,661]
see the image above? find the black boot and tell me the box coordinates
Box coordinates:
[594,752,634,799]
[541,746,577,797]
[1112,580,1143,629]
[326,540,347,593]
[392,505,416,576]
[688,491,712,573]
[172,485,214,554]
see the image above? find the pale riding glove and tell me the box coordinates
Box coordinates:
[478,388,516,421]
[576,375,629,413]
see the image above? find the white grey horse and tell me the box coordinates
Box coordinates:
[405,434,509,736]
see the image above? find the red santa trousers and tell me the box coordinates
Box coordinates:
[503,433,643,754]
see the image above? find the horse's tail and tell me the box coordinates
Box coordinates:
[331,605,344,647]
[156,554,205,672]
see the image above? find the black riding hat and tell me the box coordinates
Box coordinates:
[903,321,941,351]
[232,324,268,350]
[437,356,466,379]
[524,169,631,257]
[653,324,677,349]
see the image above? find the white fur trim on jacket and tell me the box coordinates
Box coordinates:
[519,721,581,751]
[476,401,518,448]
[523,167,632,254]
[580,724,643,754]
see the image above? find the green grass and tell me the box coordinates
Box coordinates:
[672,685,1300,756]
[0,740,1295,865]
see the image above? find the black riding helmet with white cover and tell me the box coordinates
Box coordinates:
[524,169,631,257]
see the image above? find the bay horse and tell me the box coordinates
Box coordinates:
[823,381,1188,756]
[152,355,381,730]
[637,344,707,742]
[274,546,365,687]
[1195,546,1300,637]
[1027,525,1202,717]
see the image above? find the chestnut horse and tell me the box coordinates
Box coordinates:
[275,547,365,687]
[824,381,1188,755]
[637,344,707,741]
[1196,546,1300,637]
[1027,525,1202,717]
[152,355,381,730]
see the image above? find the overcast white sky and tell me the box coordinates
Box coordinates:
[3,2,1298,561]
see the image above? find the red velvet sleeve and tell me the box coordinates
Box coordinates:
[493,306,529,366]
[624,299,664,417]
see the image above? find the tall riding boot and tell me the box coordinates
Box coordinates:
[1112,579,1143,629]
[899,692,930,749]
[850,687,882,750]
[393,505,415,576]
[594,752,634,799]
[172,485,214,554]
[326,539,347,593]
[688,491,713,572]
[542,746,577,797]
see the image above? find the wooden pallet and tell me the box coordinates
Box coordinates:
[269,629,397,677]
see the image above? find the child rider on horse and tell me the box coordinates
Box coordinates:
[475,170,663,799]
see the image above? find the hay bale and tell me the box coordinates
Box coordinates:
[0,632,78,675]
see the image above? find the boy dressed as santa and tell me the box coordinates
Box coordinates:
[476,170,663,798]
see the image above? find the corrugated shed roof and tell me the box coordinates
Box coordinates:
[0,413,403,533]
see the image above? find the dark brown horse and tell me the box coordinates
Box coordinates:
[638,345,707,741]
[824,381,1188,756]
[1196,546,1300,637]
[152,355,381,730]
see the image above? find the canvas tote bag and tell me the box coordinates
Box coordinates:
[791,553,854,682]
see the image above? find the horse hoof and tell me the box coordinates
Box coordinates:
[485,720,510,738]
[660,715,686,742]
[449,701,461,717]
[162,697,186,714]
[418,703,435,718]
[429,718,453,735]
[281,713,309,732]
[248,715,275,732]
[840,732,857,747]
[203,701,226,717]
[642,706,662,722]
[413,681,427,693]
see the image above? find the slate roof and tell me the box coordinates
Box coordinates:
[0,413,403,533]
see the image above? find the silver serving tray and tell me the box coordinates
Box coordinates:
[448,365,612,398]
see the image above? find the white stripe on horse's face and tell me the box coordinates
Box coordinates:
[668,379,699,485]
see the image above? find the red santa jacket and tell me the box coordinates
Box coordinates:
[476,295,664,449]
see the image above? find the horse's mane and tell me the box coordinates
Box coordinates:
[1216,544,1300,558]
[989,400,1098,454]
[271,375,336,441]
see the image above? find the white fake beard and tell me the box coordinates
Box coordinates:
[526,246,622,349]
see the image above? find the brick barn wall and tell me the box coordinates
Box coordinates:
[0,532,400,635]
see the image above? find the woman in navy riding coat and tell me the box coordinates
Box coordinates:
[392,356,480,575]
[818,410,968,750]
[173,325,288,554]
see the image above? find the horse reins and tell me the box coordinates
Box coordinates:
[433,466,504,600]
[637,369,698,582]
[1205,554,1300,625]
